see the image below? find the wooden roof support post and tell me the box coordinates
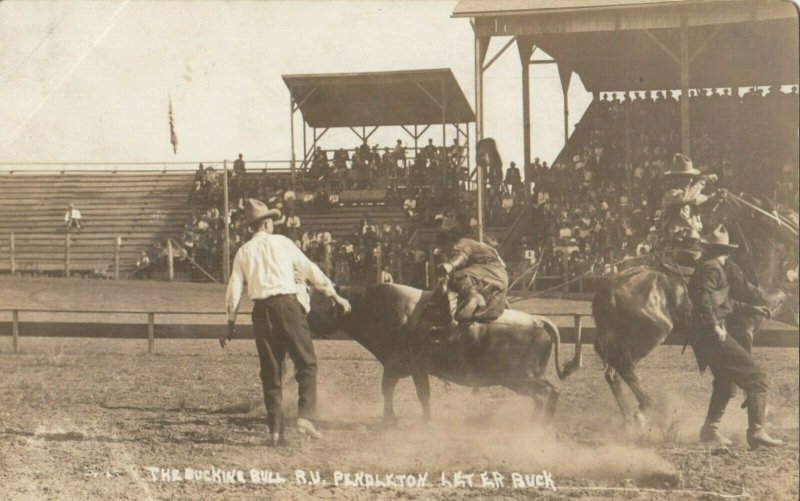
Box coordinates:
[679,14,691,157]
[558,62,572,155]
[474,31,490,243]
[517,38,535,191]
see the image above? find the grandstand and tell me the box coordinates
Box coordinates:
[0,170,194,276]
[0,168,412,278]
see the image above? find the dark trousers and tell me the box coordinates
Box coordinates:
[252,295,318,433]
[451,275,506,322]
[692,327,768,397]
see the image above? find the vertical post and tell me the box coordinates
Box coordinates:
[474,33,489,243]
[12,310,19,354]
[518,38,534,190]
[441,78,447,189]
[302,121,307,170]
[375,243,382,283]
[64,231,71,278]
[557,63,571,151]
[113,236,121,280]
[222,160,231,283]
[9,233,15,276]
[322,241,331,276]
[466,123,471,189]
[679,14,691,156]
[573,314,583,367]
[167,239,174,281]
[624,91,631,173]
[414,125,418,158]
[290,97,297,188]
[147,312,155,354]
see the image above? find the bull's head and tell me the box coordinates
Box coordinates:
[307,286,347,338]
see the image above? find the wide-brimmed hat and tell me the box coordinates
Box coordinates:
[243,198,281,227]
[700,224,738,250]
[665,153,701,177]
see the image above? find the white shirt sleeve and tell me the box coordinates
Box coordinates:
[226,251,246,322]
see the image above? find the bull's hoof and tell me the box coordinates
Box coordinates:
[382,415,398,429]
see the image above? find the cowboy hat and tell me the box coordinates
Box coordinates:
[243,198,281,227]
[664,153,701,177]
[700,224,738,250]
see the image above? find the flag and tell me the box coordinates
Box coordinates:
[169,95,178,154]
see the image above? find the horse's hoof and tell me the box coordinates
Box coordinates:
[634,411,648,429]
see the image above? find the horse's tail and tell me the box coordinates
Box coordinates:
[591,276,617,365]
[541,317,581,380]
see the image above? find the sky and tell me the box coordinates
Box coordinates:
[0,0,593,169]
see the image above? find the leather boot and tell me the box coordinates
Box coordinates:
[746,392,782,449]
[700,388,732,446]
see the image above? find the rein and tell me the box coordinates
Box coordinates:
[721,193,759,288]
[507,249,686,303]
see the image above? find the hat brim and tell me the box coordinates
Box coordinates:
[245,208,282,226]
[664,169,702,177]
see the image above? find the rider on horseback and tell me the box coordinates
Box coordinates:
[658,154,722,254]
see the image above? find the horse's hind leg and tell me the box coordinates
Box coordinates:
[605,366,632,422]
[411,370,431,422]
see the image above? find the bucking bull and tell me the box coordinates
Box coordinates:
[307,283,581,425]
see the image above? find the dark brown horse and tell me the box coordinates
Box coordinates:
[307,283,581,425]
[592,194,795,425]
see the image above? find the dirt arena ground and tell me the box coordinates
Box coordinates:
[0,337,797,500]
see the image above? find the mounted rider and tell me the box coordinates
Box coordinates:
[658,154,722,253]
[688,224,780,448]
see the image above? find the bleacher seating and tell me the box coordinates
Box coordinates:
[0,170,410,277]
[0,171,195,275]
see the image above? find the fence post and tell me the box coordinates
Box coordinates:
[573,314,583,367]
[326,243,332,277]
[64,232,71,277]
[12,310,19,354]
[113,237,121,280]
[147,312,155,354]
[375,243,382,283]
[10,233,15,276]
[167,240,174,281]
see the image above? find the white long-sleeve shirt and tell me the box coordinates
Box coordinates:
[226,231,335,322]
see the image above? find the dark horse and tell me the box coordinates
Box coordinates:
[307,283,582,425]
[592,193,795,424]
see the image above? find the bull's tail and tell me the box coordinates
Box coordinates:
[541,317,581,380]
[591,277,616,365]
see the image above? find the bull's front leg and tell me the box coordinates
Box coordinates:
[411,370,431,423]
[381,369,400,428]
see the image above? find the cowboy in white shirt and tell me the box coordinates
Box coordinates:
[222,199,350,446]
[64,204,82,232]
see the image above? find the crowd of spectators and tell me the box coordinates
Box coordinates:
[142,86,797,290]
[508,86,799,285]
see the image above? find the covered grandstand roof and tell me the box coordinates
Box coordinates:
[282,69,475,128]
[454,0,799,91]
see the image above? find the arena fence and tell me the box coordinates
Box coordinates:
[1,308,796,355]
